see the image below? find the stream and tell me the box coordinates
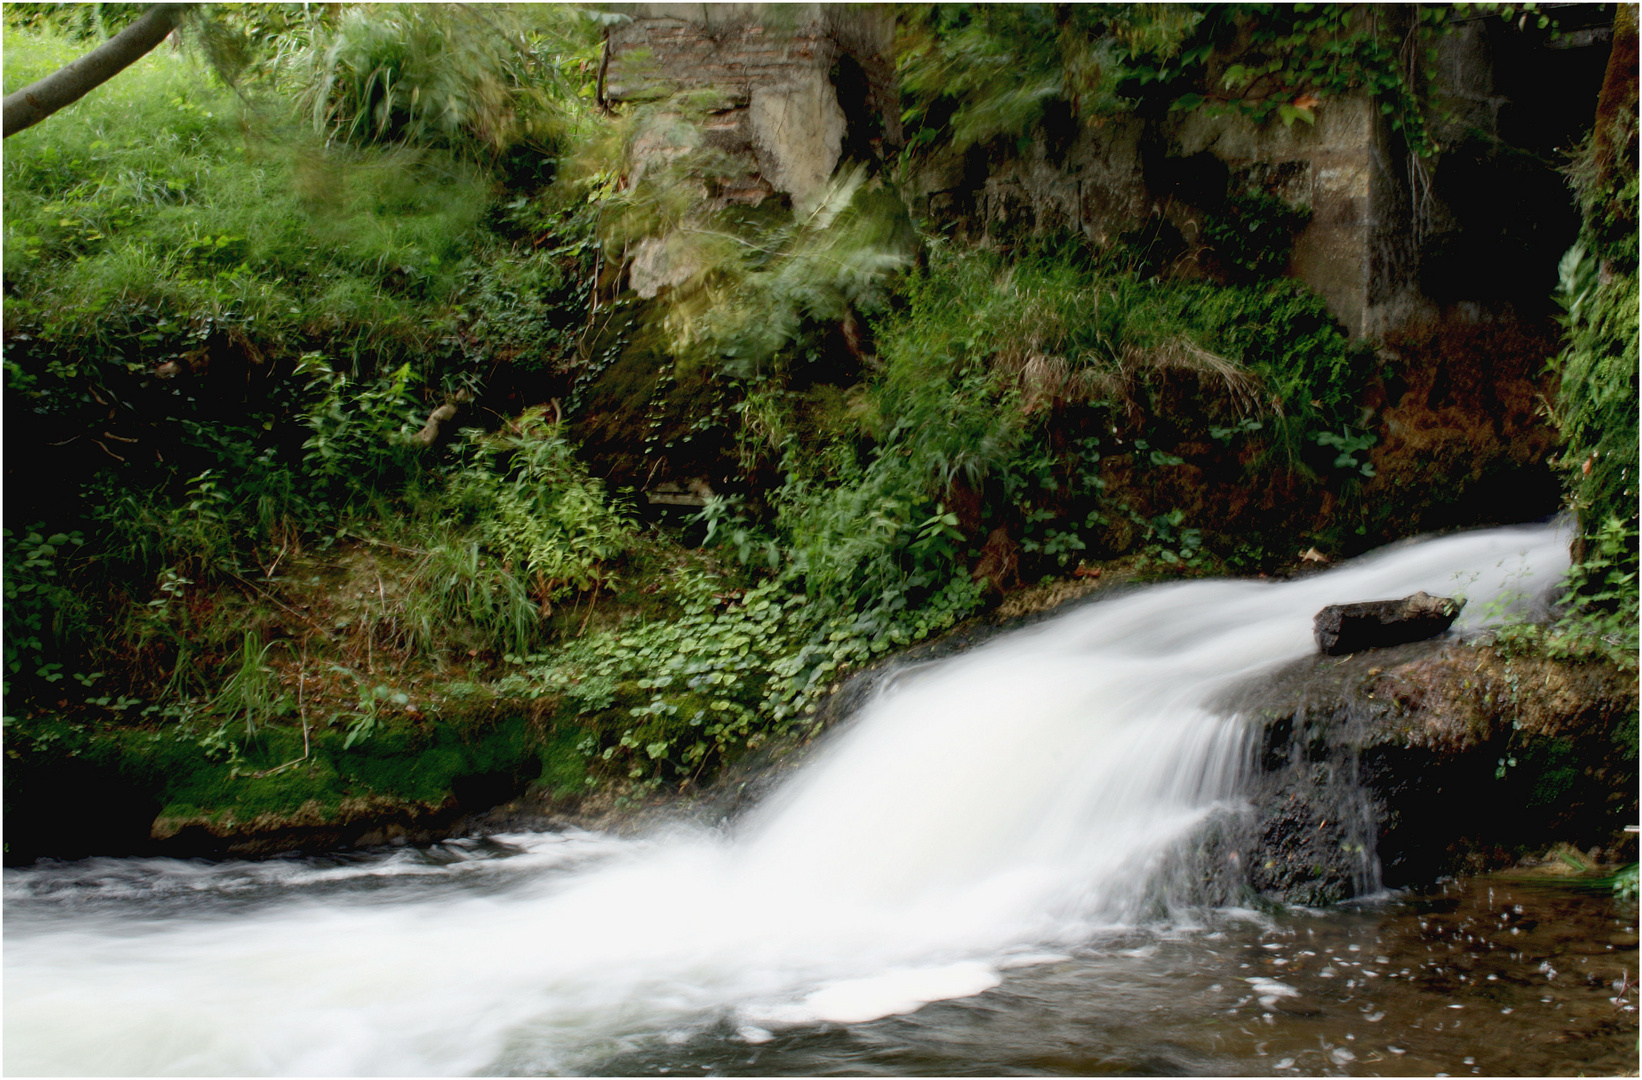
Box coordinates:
[6,523,1636,1076]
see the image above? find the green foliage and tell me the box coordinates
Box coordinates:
[827,242,1377,580]
[91,467,241,580]
[297,4,597,162]
[0,16,609,719]
[502,561,979,783]
[396,530,545,660]
[298,354,423,507]
[869,244,1376,469]
[1616,864,1640,904]
[1314,428,1377,478]
[501,235,1384,786]
[897,5,1205,155]
[3,3,151,40]
[1549,97,1638,637]
[1201,192,1313,283]
[1546,518,1640,666]
[0,0,1538,837]
[447,407,637,604]
[325,665,410,750]
[458,211,599,375]
[1554,230,1639,551]
[2,25,493,349]
[1138,507,1207,569]
[1492,518,1640,669]
[577,103,914,378]
[900,5,1540,164]
[3,527,88,683]
[208,631,290,741]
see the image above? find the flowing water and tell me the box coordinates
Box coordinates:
[6,523,1635,1076]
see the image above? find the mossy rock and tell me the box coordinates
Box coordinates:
[3,706,591,863]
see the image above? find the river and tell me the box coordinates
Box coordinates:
[6,523,1635,1075]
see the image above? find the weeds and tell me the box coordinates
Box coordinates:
[400,531,543,660]
[448,408,637,599]
[208,631,290,740]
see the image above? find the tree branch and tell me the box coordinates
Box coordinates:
[3,4,193,138]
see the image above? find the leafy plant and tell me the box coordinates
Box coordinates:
[1615,864,1639,904]
[897,5,1205,156]
[575,97,914,379]
[3,527,88,681]
[1201,192,1313,283]
[328,664,409,749]
[1491,518,1639,669]
[298,3,595,161]
[447,407,637,606]
[1551,93,1637,620]
[898,4,1528,166]
[1314,428,1377,478]
[399,529,544,660]
[299,354,423,506]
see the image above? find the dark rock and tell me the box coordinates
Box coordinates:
[1213,641,1638,904]
[1313,591,1464,655]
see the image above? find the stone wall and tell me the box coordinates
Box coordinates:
[605,4,899,210]
[605,4,1613,339]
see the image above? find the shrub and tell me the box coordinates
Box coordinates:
[446,407,638,607]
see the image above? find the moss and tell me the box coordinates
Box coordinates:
[1521,737,1582,811]
[329,712,542,805]
[5,702,566,860]
[535,723,592,796]
[569,308,742,492]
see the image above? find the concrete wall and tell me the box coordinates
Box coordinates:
[1175,99,1384,335]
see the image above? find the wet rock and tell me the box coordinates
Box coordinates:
[1314,591,1464,655]
[1217,641,1638,903]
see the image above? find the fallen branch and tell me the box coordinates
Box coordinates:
[340,533,430,559]
[223,569,331,637]
[4,4,193,137]
[413,402,459,447]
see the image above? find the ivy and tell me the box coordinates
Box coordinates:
[901,4,1560,164]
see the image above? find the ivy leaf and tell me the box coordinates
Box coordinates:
[1277,103,1316,127]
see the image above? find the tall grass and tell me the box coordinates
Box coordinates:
[2,27,490,348]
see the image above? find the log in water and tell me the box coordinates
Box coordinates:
[5,524,1600,1076]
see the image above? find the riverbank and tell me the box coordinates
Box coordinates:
[12,526,1631,922]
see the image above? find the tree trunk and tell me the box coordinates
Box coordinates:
[3,4,191,138]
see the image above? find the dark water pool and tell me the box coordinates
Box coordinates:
[579,873,1637,1077]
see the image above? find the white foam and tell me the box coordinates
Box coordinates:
[1246,977,1301,998]
[742,962,1003,1025]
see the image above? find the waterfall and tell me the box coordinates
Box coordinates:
[3,523,1570,1076]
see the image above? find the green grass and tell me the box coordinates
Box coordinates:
[3,27,490,350]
